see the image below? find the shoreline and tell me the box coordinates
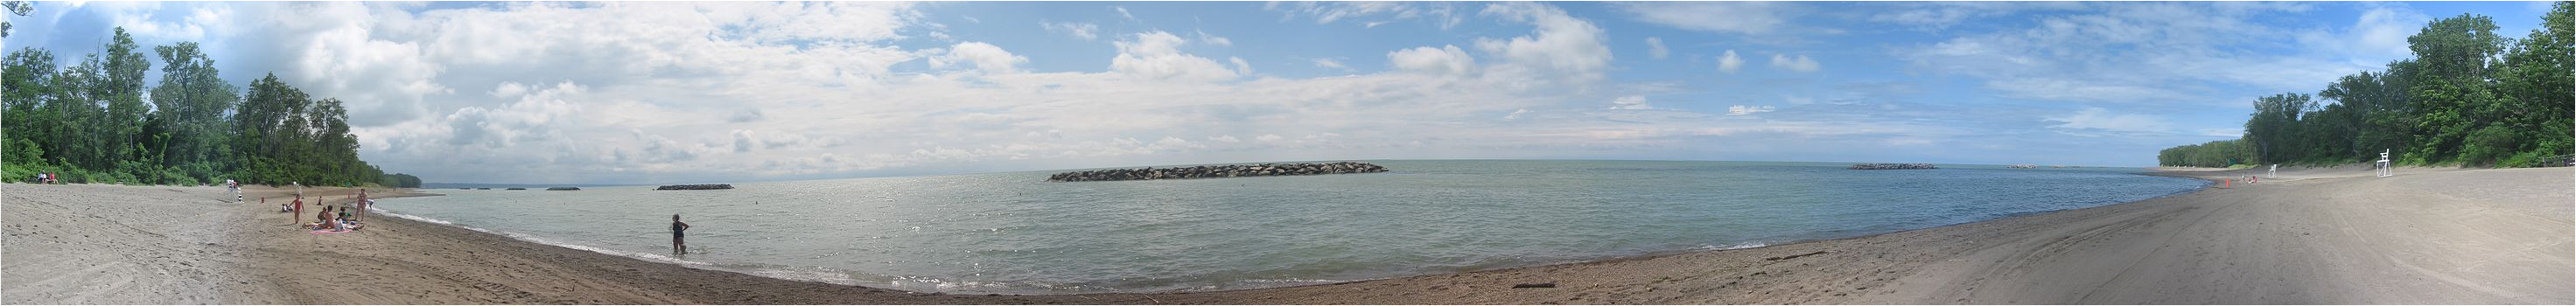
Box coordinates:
[354,170,2213,296]
[6,166,2567,303]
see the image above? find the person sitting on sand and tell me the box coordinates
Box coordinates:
[339,207,360,231]
[315,205,335,229]
[671,214,692,254]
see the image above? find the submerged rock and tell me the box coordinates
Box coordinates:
[1047,162,1390,182]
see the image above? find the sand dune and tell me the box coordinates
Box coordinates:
[4,166,2567,304]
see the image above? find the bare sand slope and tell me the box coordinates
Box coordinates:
[1850,167,2572,304]
[1118,168,2568,304]
[3,184,290,304]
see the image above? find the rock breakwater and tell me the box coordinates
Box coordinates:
[1048,162,1389,182]
[1850,163,1939,170]
[655,184,734,191]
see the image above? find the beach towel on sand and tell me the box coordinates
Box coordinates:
[308,229,354,234]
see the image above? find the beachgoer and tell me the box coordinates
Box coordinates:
[293,196,305,217]
[317,205,334,228]
[672,214,692,254]
[226,179,241,203]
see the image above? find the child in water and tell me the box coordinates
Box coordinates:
[671,214,692,254]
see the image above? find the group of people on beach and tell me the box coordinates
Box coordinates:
[30,172,58,184]
[283,188,370,232]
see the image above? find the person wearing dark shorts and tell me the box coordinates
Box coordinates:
[671,214,692,254]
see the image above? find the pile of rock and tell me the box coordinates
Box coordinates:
[1849,163,1938,170]
[655,184,734,191]
[1048,162,1390,182]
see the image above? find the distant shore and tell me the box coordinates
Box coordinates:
[5,166,2567,303]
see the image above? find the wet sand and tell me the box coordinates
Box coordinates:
[4,166,2568,304]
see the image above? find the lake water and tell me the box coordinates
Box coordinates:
[372,160,2207,294]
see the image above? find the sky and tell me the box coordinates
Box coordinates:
[2,1,2556,184]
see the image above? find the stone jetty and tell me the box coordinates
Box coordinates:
[1047,162,1389,182]
[1849,163,1938,170]
[655,184,734,191]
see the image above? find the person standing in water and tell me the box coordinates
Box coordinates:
[671,214,692,254]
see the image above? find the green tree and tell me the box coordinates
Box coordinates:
[4,28,414,185]
[2166,6,2572,168]
[1,2,31,38]
[2244,93,2314,164]
[149,41,237,180]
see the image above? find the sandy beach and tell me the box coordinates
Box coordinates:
[4,166,2568,304]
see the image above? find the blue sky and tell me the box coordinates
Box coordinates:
[2,2,2557,184]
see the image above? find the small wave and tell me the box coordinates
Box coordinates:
[368,208,453,226]
[1696,241,1770,251]
[743,267,863,286]
[372,207,716,267]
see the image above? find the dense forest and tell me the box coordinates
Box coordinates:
[2161,3,2575,168]
[2,26,422,187]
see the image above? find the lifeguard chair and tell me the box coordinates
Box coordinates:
[2376,150,2393,177]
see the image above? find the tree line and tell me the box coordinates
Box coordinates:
[3,27,423,187]
[2162,3,2573,168]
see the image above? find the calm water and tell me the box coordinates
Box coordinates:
[373,160,2205,294]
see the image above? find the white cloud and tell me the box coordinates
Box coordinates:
[1388,45,1476,75]
[1900,2,2364,103]
[1608,95,1653,110]
[1717,50,1744,73]
[1312,58,1350,71]
[1114,6,1138,22]
[1985,78,2186,102]
[1110,31,1238,82]
[1266,2,1465,29]
[25,2,2009,183]
[1645,37,1670,59]
[1042,21,1098,40]
[931,41,1028,74]
[1195,30,1232,46]
[490,81,529,98]
[1612,2,1788,34]
[1474,2,1613,80]
[1869,2,2086,30]
[2046,108,2174,134]
[1726,105,1775,115]
[1768,53,1821,73]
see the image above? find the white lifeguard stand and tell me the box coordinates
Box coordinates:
[2376,150,2393,177]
